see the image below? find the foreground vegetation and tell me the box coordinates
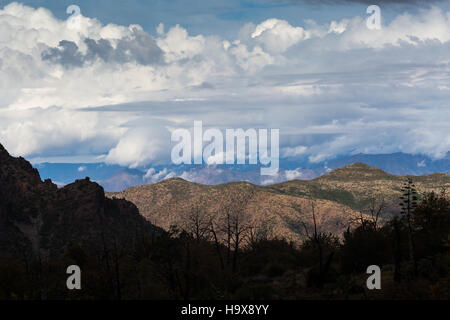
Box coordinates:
[0,186,449,300]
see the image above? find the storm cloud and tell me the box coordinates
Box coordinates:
[42,26,163,68]
[1,1,449,167]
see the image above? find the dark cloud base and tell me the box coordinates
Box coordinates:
[42,27,163,68]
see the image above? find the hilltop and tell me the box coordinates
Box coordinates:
[271,162,450,213]
[109,162,450,241]
[110,176,367,243]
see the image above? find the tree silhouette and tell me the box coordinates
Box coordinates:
[399,178,419,277]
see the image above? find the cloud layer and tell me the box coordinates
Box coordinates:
[0,2,449,168]
[289,0,444,4]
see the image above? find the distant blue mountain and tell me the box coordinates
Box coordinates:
[33,163,125,186]
[323,152,450,175]
[34,152,450,192]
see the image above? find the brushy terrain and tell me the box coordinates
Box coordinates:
[0,144,449,300]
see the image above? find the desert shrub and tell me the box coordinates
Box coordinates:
[341,222,391,274]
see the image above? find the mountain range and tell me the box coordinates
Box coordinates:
[34,152,450,192]
[3,140,449,252]
[3,142,448,300]
[108,163,450,243]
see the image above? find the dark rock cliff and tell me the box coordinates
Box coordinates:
[0,143,160,260]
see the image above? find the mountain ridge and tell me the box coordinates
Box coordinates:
[0,143,161,260]
[108,162,450,243]
[35,152,450,192]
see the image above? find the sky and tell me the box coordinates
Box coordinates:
[0,0,449,170]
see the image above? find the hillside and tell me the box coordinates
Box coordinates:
[109,163,450,242]
[270,163,450,213]
[1,143,449,300]
[0,143,160,260]
[108,182,360,244]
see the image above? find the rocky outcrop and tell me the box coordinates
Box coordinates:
[0,144,160,260]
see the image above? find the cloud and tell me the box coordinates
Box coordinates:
[250,18,309,53]
[0,2,234,110]
[143,167,174,183]
[0,106,123,157]
[285,168,305,180]
[337,6,450,49]
[417,160,426,167]
[42,26,163,68]
[104,125,171,168]
[42,40,84,67]
[229,43,274,73]
[156,24,206,63]
[282,146,308,157]
[0,2,449,169]
[286,0,444,5]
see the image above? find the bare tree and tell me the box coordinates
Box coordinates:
[247,216,275,247]
[289,197,319,242]
[229,206,253,273]
[354,196,387,230]
[209,217,224,270]
[183,202,210,243]
[288,202,311,240]
[308,198,324,283]
[368,196,387,229]
[213,189,255,273]
[291,197,335,288]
